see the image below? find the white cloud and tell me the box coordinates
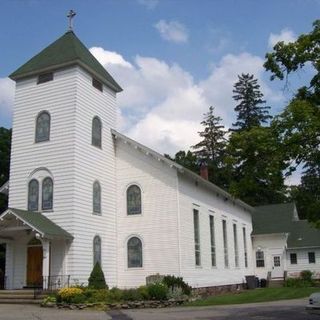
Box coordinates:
[89,47,133,69]
[137,0,159,10]
[154,20,189,44]
[91,47,282,156]
[268,28,296,48]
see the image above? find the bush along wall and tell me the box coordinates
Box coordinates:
[42,275,194,310]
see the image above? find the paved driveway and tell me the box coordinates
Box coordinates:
[0,299,318,320]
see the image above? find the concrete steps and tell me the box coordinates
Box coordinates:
[0,290,45,304]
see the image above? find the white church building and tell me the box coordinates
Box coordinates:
[0,27,318,291]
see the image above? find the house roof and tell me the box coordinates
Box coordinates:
[9,31,122,93]
[111,129,254,213]
[0,208,73,240]
[252,203,320,249]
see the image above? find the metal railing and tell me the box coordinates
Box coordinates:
[43,275,71,291]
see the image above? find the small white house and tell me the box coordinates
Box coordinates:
[252,203,320,280]
[0,29,255,290]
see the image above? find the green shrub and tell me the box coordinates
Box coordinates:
[88,262,107,290]
[70,293,86,304]
[122,288,144,301]
[147,283,168,300]
[162,275,192,295]
[82,288,108,303]
[300,270,313,283]
[106,287,123,303]
[137,285,150,300]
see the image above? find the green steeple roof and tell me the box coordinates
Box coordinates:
[9,31,122,92]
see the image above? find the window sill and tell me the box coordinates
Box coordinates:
[91,144,102,150]
[42,209,54,213]
[92,212,102,216]
[34,139,51,144]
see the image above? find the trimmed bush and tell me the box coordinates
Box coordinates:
[88,262,107,289]
[122,288,144,301]
[147,283,169,300]
[162,275,192,296]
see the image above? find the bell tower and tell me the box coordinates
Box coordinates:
[8,17,122,286]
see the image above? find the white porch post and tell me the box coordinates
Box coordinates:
[42,239,50,290]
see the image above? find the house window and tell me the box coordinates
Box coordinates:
[93,236,101,266]
[92,116,102,148]
[233,223,239,267]
[92,78,103,92]
[28,179,39,211]
[42,177,53,210]
[209,215,216,267]
[222,219,228,267]
[37,72,53,84]
[127,185,141,215]
[308,252,316,264]
[93,181,101,214]
[193,209,201,266]
[127,237,142,268]
[256,250,265,267]
[243,227,248,268]
[35,111,50,142]
[290,253,297,264]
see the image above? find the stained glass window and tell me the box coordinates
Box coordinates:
[127,185,141,215]
[128,237,142,268]
[93,236,101,266]
[42,177,53,210]
[35,111,50,142]
[28,179,39,211]
[92,117,102,148]
[93,181,101,214]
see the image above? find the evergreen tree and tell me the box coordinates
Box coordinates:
[0,128,11,213]
[88,262,107,289]
[232,73,271,131]
[192,106,229,188]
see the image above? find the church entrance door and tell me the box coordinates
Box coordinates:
[26,239,43,288]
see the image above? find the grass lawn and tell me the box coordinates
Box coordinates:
[186,287,320,307]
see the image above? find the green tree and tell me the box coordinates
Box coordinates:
[88,262,107,289]
[0,127,11,213]
[232,73,271,131]
[192,106,230,188]
[165,150,199,174]
[264,20,320,225]
[227,127,286,206]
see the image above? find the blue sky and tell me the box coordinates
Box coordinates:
[0,0,318,170]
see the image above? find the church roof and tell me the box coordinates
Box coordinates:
[9,31,122,93]
[0,208,73,240]
[252,203,320,248]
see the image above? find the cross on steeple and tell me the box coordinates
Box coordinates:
[67,10,76,31]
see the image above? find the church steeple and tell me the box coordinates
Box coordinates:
[9,31,122,93]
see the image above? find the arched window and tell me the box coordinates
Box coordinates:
[93,236,102,266]
[42,177,53,210]
[28,179,39,211]
[127,185,141,215]
[127,236,142,268]
[93,181,101,214]
[92,116,102,148]
[35,111,50,142]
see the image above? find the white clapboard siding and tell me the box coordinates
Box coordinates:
[286,248,320,278]
[252,234,287,279]
[69,67,118,286]
[115,141,180,288]
[178,174,253,287]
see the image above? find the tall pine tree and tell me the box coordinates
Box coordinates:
[232,73,271,131]
[192,106,229,188]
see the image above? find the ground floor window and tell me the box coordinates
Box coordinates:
[308,252,316,264]
[256,250,265,267]
[290,253,297,264]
